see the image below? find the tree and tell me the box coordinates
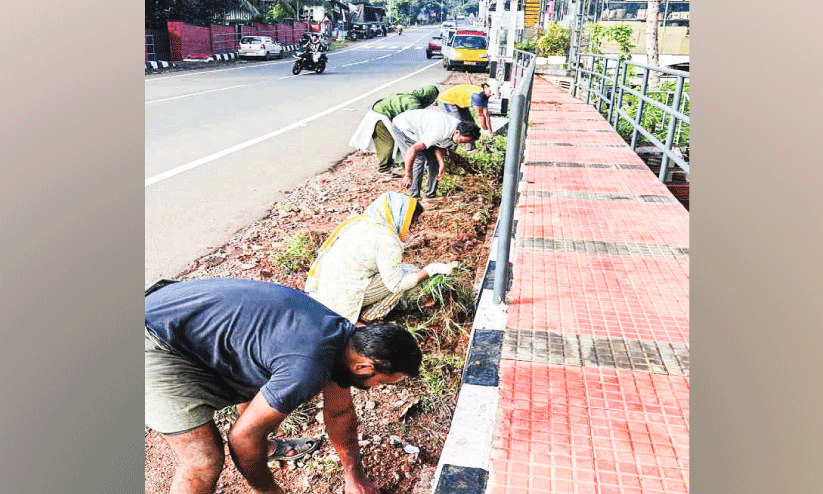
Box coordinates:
[645,0,660,89]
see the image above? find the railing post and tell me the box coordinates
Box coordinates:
[608,59,621,124]
[585,57,594,105]
[494,91,526,304]
[573,52,582,98]
[597,57,607,113]
[658,75,685,182]
[630,67,651,151]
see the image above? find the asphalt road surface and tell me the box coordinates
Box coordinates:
[145,26,448,285]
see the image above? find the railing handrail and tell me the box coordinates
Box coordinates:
[624,60,689,78]
[493,55,536,304]
[572,53,690,182]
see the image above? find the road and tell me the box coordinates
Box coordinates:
[145,26,445,285]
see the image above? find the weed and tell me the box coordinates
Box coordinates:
[278,401,317,436]
[304,454,343,474]
[417,353,464,412]
[271,230,316,274]
[437,174,460,196]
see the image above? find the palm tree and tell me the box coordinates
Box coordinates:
[645,0,661,90]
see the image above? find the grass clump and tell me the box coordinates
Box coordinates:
[417,353,465,414]
[271,230,316,274]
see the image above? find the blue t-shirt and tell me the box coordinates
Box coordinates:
[145,278,355,414]
[470,91,489,109]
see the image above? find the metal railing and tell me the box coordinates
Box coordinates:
[572,54,690,181]
[494,53,536,304]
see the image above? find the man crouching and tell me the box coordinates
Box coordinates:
[145,278,422,494]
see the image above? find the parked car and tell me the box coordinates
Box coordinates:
[238,36,283,60]
[426,36,443,58]
[367,22,387,37]
[441,29,489,71]
[347,23,373,40]
[439,21,456,37]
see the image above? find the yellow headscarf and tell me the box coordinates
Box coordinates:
[305,192,418,291]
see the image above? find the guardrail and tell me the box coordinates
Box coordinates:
[494,52,536,304]
[572,54,690,181]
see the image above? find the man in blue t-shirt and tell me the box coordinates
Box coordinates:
[145,278,422,494]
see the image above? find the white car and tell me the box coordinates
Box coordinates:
[239,36,283,60]
[440,21,456,37]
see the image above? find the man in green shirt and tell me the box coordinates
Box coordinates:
[350,86,440,174]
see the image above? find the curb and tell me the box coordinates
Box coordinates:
[431,196,521,494]
[145,45,310,74]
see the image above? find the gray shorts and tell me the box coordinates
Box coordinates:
[144,327,259,434]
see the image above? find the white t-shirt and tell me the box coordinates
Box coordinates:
[393,109,460,149]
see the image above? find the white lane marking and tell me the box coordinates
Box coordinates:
[339,31,431,68]
[145,60,440,187]
[145,31,437,81]
[145,84,247,104]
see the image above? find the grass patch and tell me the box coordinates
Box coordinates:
[271,230,317,274]
[417,353,465,413]
[278,401,317,436]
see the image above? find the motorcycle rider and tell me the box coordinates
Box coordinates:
[306,33,325,56]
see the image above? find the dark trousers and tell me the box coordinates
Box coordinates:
[393,124,439,199]
[372,120,395,172]
[409,148,439,199]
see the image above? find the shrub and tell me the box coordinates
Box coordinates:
[536,22,571,57]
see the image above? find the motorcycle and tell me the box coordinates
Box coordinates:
[396,25,403,35]
[292,49,328,75]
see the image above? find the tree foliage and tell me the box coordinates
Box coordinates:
[146,0,244,27]
[536,22,571,57]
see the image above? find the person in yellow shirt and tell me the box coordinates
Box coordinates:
[437,83,497,147]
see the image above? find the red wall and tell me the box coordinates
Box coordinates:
[167,21,311,61]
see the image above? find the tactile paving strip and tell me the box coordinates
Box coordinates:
[501,329,689,376]
[517,237,689,260]
[521,190,678,204]
[526,161,646,170]
[531,143,627,148]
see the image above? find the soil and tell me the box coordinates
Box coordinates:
[145,70,500,494]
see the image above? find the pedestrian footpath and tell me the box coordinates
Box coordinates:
[434,75,689,494]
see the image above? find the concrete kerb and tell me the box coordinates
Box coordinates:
[145,45,308,74]
[431,163,522,493]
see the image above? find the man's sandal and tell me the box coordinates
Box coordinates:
[267,437,321,461]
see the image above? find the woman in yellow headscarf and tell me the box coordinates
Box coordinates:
[305,192,457,324]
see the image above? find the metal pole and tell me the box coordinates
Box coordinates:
[585,57,594,104]
[630,67,650,150]
[613,58,627,128]
[494,91,526,304]
[597,57,607,112]
[658,75,684,182]
[607,58,620,123]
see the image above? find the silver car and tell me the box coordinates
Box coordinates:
[239,36,284,60]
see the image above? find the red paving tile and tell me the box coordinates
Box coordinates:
[489,363,689,494]
[516,195,689,247]
[522,163,671,196]
[506,250,688,343]
[525,131,629,146]
[490,76,689,493]
[525,145,647,166]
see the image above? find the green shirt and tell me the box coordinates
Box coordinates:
[372,85,439,120]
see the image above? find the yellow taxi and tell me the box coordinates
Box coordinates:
[442,30,489,72]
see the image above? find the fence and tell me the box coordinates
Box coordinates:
[164,21,311,61]
[572,54,690,181]
[494,51,536,304]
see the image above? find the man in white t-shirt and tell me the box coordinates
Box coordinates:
[392,109,480,200]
